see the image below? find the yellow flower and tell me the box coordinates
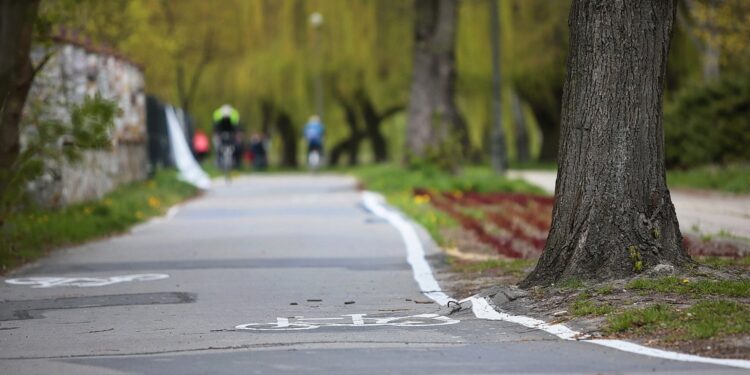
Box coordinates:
[148,196,161,208]
[452,190,463,198]
[682,278,690,284]
[414,194,431,204]
[135,211,144,219]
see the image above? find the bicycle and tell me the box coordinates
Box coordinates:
[307,149,321,172]
[218,142,234,183]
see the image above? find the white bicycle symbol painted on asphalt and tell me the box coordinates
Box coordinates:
[235,313,460,331]
[4,274,169,288]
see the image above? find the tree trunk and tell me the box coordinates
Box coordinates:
[406,0,466,160]
[275,110,297,168]
[521,0,690,287]
[329,87,363,167]
[340,98,363,166]
[0,0,39,173]
[511,89,530,163]
[356,89,402,163]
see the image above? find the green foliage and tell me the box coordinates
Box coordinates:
[570,299,614,317]
[596,284,615,295]
[606,304,676,333]
[667,164,750,194]
[0,95,116,222]
[606,301,750,340]
[351,164,545,195]
[350,164,543,246]
[664,75,750,168]
[384,191,455,245]
[451,258,536,277]
[628,246,644,273]
[681,300,750,339]
[627,276,750,298]
[696,255,750,268]
[1,170,198,272]
[556,277,585,290]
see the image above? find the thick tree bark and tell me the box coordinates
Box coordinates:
[0,0,39,173]
[405,0,467,160]
[522,0,690,287]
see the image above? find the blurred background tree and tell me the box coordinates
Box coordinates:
[48,0,748,170]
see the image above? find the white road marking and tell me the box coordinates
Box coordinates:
[362,190,750,370]
[344,314,365,326]
[361,192,452,306]
[588,339,750,370]
[276,317,290,328]
[469,296,580,340]
[235,313,460,331]
[131,205,182,233]
[4,274,169,288]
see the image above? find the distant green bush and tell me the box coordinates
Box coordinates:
[664,75,750,168]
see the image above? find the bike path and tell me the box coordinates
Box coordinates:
[0,175,744,374]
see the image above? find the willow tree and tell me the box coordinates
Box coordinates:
[522,0,690,286]
[406,0,467,161]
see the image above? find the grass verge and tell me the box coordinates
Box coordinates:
[350,164,543,245]
[606,301,750,341]
[450,258,536,278]
[0,170,199,273]
[626,276,750,298]
[667,164,750,194]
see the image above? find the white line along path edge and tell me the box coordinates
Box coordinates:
[361,191,750,370]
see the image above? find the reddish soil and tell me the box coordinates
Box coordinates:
[415,188,749,260]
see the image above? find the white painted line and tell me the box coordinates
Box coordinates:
[276,317,290,328]
[361,191,453,306]
[588,339,750,370]
[235,313,460,331]
[362,190,750,370]
[4,274,169,288]
[469,296,581,340]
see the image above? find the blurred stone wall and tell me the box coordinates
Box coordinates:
[21,35,148,207]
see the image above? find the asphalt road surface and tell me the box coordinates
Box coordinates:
[1,175,746,374]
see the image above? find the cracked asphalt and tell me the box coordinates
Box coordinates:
[0,175,745,374]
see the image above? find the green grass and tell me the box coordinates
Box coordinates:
[349,164,544,246]
[696,255,750,268]
[350,164,546,195]
[596,284,615,295]
[667,164,750,194]
[570,299,614,317]
[627,276,750,298]
[450,258,536,277]
[607,304,676,334]
[606,300,750,340]
[556,277,585,290]
[383,190,456,244]
[1,170,199,273]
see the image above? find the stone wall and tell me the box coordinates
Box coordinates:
[22,36,148,207]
